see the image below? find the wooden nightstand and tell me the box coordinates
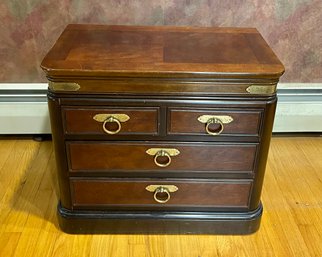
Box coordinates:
[41,24,284,234]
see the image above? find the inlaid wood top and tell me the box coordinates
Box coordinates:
[41,24,284,79]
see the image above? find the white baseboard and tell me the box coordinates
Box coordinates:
[274,83,322,132]
[0,102,50,134]
[0,83,321,134]
[0,83,50,134]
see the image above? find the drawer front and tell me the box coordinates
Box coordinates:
[63,107,159,135]
[168,108,262,136]
[71,178,252,209]
[67,142,258,173]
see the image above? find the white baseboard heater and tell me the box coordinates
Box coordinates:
[0,84,50,134]
[274,83,322,132]
[0,83,322,134]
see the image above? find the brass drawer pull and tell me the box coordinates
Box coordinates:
[146,185,178,203]
[103,117,121,134]
[198,115,233,136]
[206,117,223,135]
[146,148,180,168]
[93,114,130,135]
[154,150,171,167]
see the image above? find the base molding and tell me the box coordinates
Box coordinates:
[57,202,262,234]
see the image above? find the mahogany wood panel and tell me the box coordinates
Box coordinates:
[71,178,252,209]
[63,107,159,135]
[67,142,258,173]
[41,24,284,80]
[168,108,262,136]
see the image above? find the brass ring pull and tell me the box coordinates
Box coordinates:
[93,114,130,135]
[146,148,180,168]
[153,187,171,203]
[205,117,224,136]
[102,116,121,134]
[198,115,233,136]
[154,150,171,167]
[146,185,178,204]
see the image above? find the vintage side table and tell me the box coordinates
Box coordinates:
[41,24,284,234]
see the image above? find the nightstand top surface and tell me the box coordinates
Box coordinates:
[41,24,284,79]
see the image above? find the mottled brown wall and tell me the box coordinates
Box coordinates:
[0,0,321,82]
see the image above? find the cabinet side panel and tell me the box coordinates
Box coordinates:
[48,94,72,209]
[249,97,277,209]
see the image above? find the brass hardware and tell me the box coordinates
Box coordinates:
[246,85,277,94]
[154,150,171,167]
[197,115,233,124]
[146,148,180,156]
[103,117,121,134]
[198,115,233,136]
[145,185,179,204]
[93,114,130,135]
[154,187,170,203]
[48,82,80,91]
[205,118,224,135]
[146,148,180,168]
[93,114,130,123]
[146,185,178,192]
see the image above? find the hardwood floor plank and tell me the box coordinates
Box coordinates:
[0,139,16,171]
[263,137,322,257]
[2,141,52,233]
[0,140,41,233]
[0,232,21,257]
[89,236,112,257]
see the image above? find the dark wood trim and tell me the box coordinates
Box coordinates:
[57,201,263,234]
[47,96,72,209]
[249,97,277,210]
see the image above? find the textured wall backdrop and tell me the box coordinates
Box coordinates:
[0,0,321,82]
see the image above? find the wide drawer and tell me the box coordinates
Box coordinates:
[168,108,263,136]
[70,178,252,209]
[63,107,159,135]
[67,142,258,174]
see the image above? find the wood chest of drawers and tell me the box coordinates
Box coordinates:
[41,24,284,234]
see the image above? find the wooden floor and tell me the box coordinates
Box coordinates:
[0,136,321,257]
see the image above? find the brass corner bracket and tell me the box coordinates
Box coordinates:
[48,82,80,91]
[246,84,277,95]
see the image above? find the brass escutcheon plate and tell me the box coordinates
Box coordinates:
[93,114,130,123]
[197,115,233,124]
[145,185,178,193]
[146,148,180,156]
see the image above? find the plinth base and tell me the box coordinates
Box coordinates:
[57,202,263,234]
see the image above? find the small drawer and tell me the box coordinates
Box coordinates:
[70,178,252,209]
[63,107,159,135]
[67,142,258,174]
[168,108,262,136]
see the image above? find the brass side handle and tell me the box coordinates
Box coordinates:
[146,148,180,168]
[93,114,130,135]
[146,185,178,203]
[197,115,233,136]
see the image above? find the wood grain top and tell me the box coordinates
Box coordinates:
[41,24,284,79]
